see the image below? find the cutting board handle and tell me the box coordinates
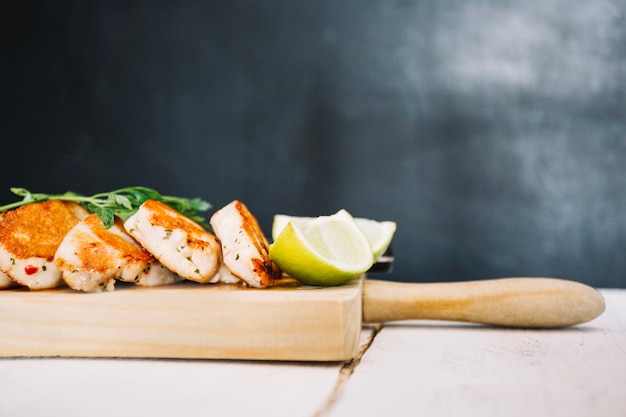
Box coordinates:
[362,277,605,328]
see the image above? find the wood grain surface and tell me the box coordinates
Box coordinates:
[0,278,362,361]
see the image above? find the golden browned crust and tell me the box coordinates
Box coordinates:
[140,199,208,250]
[236,200,282,285]
[55,215,154,275]
[224,200,281,287]
[0,200,85,260]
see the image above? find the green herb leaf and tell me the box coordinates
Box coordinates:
[0,186,213,230]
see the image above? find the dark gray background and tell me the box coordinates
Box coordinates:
[1,1,625,288]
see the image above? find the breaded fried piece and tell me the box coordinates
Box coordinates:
[124,199,222,283]
[55,214,181,292]
[210,200,281,288]
[0,200,88,290]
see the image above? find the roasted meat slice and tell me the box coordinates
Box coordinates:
[55,214,181,292]
[0,270,14,289]
[124,199,222,283]
[0,200,88,290]
[210,200,281,288]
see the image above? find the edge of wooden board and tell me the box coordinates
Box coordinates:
[0,278,363,362]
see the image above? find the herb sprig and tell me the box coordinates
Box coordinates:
[0,186,212,230]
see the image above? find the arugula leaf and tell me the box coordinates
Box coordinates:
[0,186,213,230]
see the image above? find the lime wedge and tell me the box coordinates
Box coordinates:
[269,210,375,286]
[272,213,396,260]
[272,214,313,241]
[352,218,397,260]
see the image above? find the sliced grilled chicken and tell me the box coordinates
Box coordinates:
[0,213,12,290]
[207,263,244,284]
[102,216,182,287]
[0,200,88,290]
[210,200,281,288]
[124,199,222,283]
[0,270,15,289]
[55,214,181,292]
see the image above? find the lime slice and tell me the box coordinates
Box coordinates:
[272,213,396,260]
[269,210,375,286]
[352,218,397,260]
[272,214,313,241]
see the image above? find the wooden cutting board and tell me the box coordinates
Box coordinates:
[0,276,605,361]
[0,277,363,361]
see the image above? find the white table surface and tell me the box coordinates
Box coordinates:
[1,289,624,417]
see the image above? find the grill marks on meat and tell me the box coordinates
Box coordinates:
[0,200,88,289]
